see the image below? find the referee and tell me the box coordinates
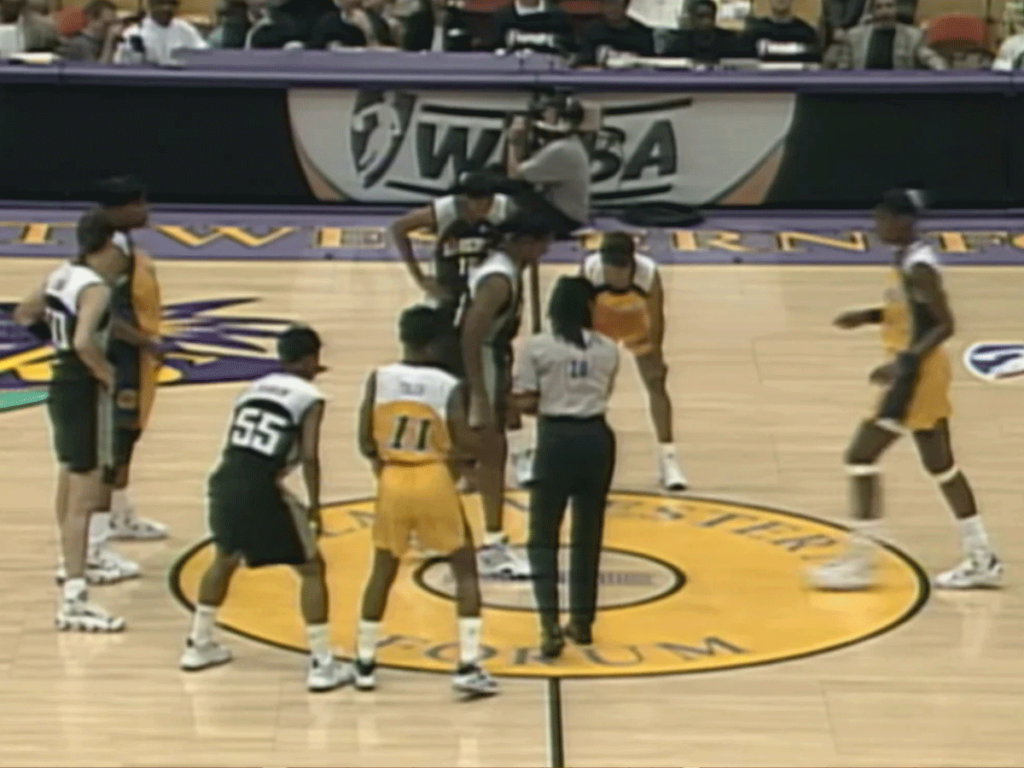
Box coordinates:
[513,276,619,658]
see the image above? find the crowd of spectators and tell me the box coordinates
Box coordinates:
[2,0,1020,69]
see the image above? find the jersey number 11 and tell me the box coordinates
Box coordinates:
[389,415,432,452]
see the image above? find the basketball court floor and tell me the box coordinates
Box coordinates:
[0,207,1022,767]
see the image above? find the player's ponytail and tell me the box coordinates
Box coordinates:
[549,276,595,350]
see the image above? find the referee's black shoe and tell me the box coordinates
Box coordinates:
[540,624,565,658]
[564,621,593,646]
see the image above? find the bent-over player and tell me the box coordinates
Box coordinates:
[580,232,687,491]
[179,324,351,692]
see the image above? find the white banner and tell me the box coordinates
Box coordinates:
[287,89,796,206]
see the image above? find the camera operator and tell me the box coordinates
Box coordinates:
[506,93,591,240]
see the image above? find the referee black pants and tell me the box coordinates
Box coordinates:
[528,416,616,629]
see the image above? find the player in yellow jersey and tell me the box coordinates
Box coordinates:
[810,189,1002,591]
[95,177,168,548]
[579,231,687,491]
[355,305,498,697]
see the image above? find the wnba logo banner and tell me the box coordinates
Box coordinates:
[287,90,796,207]
[963,342,1024,382]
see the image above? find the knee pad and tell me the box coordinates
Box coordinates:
[845,463,880,477]
[930,464,960,484]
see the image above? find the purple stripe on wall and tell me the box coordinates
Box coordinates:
[0,205,1023,266]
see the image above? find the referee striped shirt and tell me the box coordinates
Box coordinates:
[514,330,619,418]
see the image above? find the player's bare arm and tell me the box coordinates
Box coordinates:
[299,399,325,534]
[906,263,955,355]
[647,271,666,350]
[461,275,511,427]
[75,283,115,389]
[446,383,479,469]
[388,205,440,295]
[111,317,163,359]
[834,306,884,329]
[13,284,45,326]
[870,264,953,386]
[357,371,381,473]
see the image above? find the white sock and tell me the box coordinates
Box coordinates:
[458,617,482,666]
[306,623,332,663]
[849,519,879,556]
[62,577,86,603]
[508,428,532,455]
[111,489,132,524]
[659,443,677,461]
[958,516,991,556]
[483,531,506,547]
[357,620,379,663]
[88,511,110,557]
[190,604,217,645]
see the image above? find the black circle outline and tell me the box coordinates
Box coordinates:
[168,491,932,681]
[413,545,687,613]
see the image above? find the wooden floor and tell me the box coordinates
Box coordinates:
[1,257,1023,767]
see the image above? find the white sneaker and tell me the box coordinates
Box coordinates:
[109,515,168,541]
[306,656,352,693]
[56,550,140,587]
[56,599,125,632]
[659,455,688,492]
[935,552,1003,589]
[513,449,535,488]
[807,552,877,591]
[180,638,233,671]
[478,539,531,579]
[453,664,499,697]
[354,659,377,691]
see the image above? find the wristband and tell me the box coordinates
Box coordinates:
[864,309,883,323]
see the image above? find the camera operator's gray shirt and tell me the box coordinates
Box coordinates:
[518,135,590,225]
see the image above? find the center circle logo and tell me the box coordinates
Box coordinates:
[170,492,929,679]
[417,547,685,612]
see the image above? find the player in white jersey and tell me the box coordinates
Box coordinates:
[580,232,687,490]
[355,306,497,697]
[14,210,131,631]
[460,217,552,578]
[179,325,351,692]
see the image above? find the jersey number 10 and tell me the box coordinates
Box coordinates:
[230,406,287,456]
[389,415,432,452]
[45,308,70,351]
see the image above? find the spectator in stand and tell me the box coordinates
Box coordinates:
[363,0,403,46]
[994,16,1024,69]
[486,0,576,56]
[245,0,304,47]
[576,0,653,65]
[0,0,58,56]
[403,0,474,51]
[825,0,943,68]
[114,0,208,64]
[745,0,820,61]
[626,0,681,29]
[310,0,368,47]
[661,0,751,62]
[207,0,249,46]
[24,0,59,50]
[59,0,119,60]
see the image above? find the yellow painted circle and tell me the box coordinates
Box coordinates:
[170,492,929,679]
